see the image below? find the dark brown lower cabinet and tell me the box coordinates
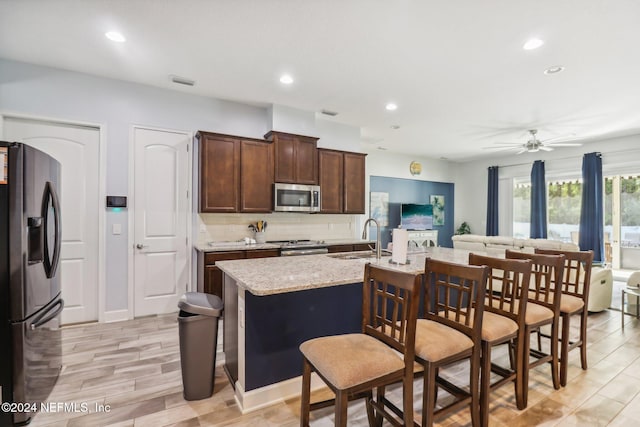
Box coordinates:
[197,249,280,299]
[327,243,376,253]
[353,243,375,251]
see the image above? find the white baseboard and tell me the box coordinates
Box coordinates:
[102,309,130,323]
[234,372,326,414]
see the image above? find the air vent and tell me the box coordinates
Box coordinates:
[320,109,339,117]
[170,75,196,86]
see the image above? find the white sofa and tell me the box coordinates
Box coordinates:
[451,234,580,254]
[451,234,613,312]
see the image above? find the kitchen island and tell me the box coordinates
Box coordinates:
[217,247,471,412]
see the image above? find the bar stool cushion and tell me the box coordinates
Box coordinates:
[414,319,473,362]
[481,311,519,341]
[300,333,404,390]
[447,309,518,342]
[514,298,554,324]
[559,294,584,313]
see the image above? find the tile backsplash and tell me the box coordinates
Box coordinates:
[196,213,360,245]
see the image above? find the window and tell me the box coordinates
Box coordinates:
[513,182,531,239]
[513,179,582,242]
[621,175,640,248]
[547,180,582,242]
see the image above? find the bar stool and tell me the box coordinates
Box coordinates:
[299,264,421,427]
[536,249,593,386]
[621,271,640,330]
[414,258,488,427]
[468,253,531,425]
[505,250,565,400]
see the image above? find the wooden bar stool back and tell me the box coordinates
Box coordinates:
[468,253,531,425]
[505,250,565,400]
[414,258,488,427]
[535,248,594,386]
[299,264,421,427]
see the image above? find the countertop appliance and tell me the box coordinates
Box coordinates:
[269,239,329,256]
[1,142,64,426]
[273,183,320,213]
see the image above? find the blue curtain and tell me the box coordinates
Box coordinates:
[486,166,499,236]
[530,160,547,238]
[579,152,604,263]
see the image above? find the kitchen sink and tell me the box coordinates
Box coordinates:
[329,251,391,260]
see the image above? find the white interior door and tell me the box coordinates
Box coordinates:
[133,127,190,317]
[3,117,100,324]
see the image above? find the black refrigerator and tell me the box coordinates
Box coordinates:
[1,142,64,426]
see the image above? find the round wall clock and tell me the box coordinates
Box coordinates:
[409,161,422,176]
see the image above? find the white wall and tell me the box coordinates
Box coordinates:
[454,133,640,236]
[0,58,269,312]
[0,58,458,317]
[366,150,454,183]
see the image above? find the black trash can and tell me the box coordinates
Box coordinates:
[178,292,223,400]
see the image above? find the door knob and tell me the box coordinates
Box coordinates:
[136,243,148,250]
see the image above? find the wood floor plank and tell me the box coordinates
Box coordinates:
[27,308,640,426]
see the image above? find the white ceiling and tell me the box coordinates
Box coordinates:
[1,0,639,161]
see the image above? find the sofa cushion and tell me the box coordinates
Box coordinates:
[454,241,486,251]
[523,239,562,250]
[560,242,580,251]
[485,236,516,246]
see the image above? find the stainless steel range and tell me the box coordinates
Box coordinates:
[269,240,329,256]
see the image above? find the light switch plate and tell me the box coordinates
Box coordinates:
[112,223,122,235]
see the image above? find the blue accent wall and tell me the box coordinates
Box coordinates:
[370,176,455,248]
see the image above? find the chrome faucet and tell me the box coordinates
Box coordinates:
[362,217,382,259]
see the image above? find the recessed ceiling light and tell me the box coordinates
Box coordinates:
[544,66,565,75]
[523,38,544,50]
[279,74,294,84]
[385,103,398,111]
[170,75,195,86]
[105,31,126,43]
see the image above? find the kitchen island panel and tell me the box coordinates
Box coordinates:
[243,282,362,391]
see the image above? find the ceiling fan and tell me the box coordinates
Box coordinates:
[485,129,582,154]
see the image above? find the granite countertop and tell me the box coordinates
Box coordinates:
[194,242,280,252]
[194,239,375,252]
[217,246,474,296]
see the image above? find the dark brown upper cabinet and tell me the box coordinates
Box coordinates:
[265,131,318,184]
[240,138,273,213]
[318,149,344,213]
[198,131,273,213]
[318,149,366,214]
[343,152,366,213]
[198,132,240,213]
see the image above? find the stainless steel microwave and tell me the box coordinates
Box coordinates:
[273,183,321,212]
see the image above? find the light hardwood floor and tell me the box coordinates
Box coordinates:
[28,308,640,426]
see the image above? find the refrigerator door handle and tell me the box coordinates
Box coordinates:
[43,181,62,279]
[30,299,64,330]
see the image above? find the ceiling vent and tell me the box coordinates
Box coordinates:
[320,109,339,117]
[170,75,195,86]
